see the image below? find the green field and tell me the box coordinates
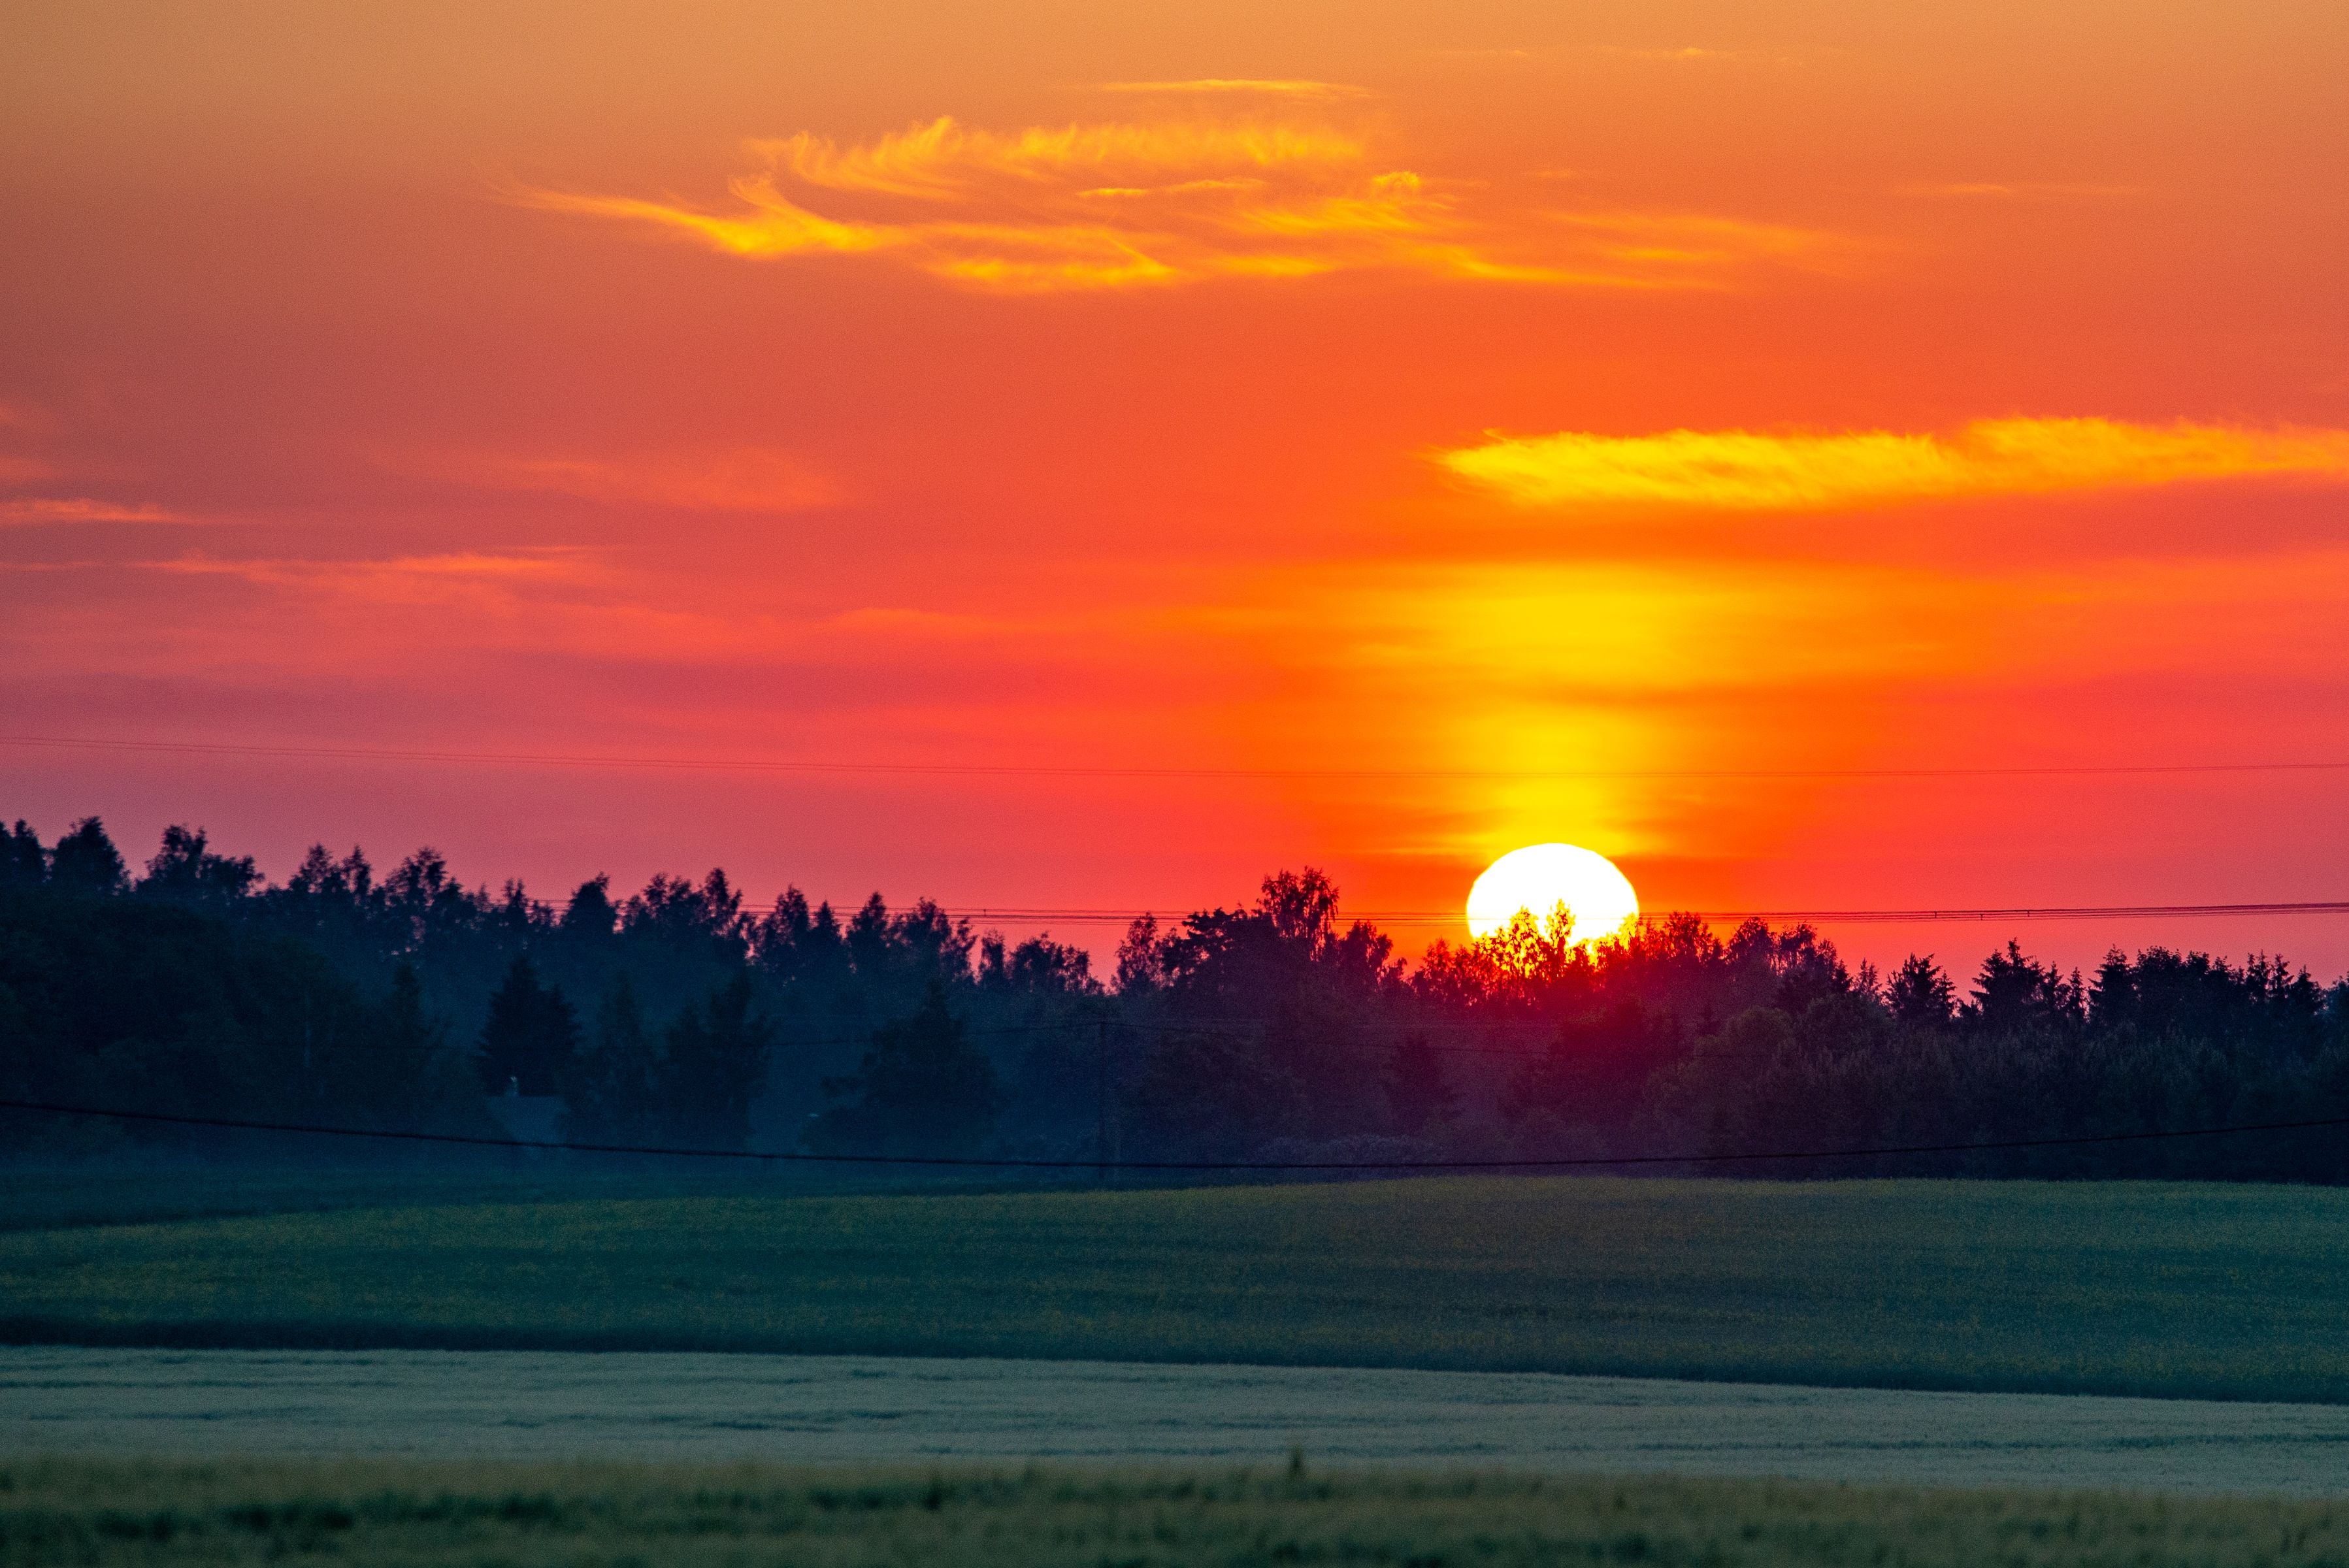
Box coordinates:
[6,1458,2348,1567]
[7,1175,2349,1402]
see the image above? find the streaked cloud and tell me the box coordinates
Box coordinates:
[1437,417,2349,511]
[826,606,1010,640]
[514,113,1845,293]
[1897,181,2142,200]
[1597,46,1742,62]
[763,118,1361,200]
[1095,79,1370,99]
[1552,210,1848,270]
[414,448,840,512]
[153,550,599,595]
[0,497,182,525]
[75,547,1110,676]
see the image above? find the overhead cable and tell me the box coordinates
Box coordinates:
[12,732,2349,783]
[4,1096,2341,1172]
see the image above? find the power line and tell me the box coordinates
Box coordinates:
[3,1096,2341,1171]
[945,902,2349,928]
[932,900,2349,929]
[10,732,2349,784]
[457,1014,1747,1056]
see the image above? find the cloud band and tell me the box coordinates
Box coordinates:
[1437,418,2349,510]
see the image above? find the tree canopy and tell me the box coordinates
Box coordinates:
[4,813,2346,1179]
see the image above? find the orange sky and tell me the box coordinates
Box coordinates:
[5,0,2348,971]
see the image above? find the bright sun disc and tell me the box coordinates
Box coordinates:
[1466,843,1639,945]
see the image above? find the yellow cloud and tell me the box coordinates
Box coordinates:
[514,113,1843,294]
[1437,417,2349,510]
[513,180,890,257]
[762,116,1362,198]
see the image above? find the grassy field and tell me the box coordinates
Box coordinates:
[7,1458,2349,1567]
[7,1176,2349,1401]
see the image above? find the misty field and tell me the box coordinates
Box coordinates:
[8,1176,2349,1401]
[9,1458,2349,1568]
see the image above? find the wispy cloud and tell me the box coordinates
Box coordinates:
[1897,181,2141,200]
[0,497,181,525]
[761,118,1362,201]
[96,548,1100,672]
[1437,418,2349,511]
[153,550,599,596]
[512,113,1845,294]
[825,606,1010,640]
[412,448,839,512]
[1552,210,1847,269]
[1596,45,1742,62]
[1095,79,1370,99]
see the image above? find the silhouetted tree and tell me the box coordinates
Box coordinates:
[140,825,259,905]
[1768,924,1852,1015]
[1505,997,1681,1135]
[1123,1026,1292,1160]
[285,843,374,904]
[1385,1032,1459,1135]
[47,818,125,895]
[561,976,661,1144]
[979,932,1101,994]
[660,972,773,1149]
[625,870,747,965]
[476,954,579,1095]
[1964,941,2083,1037]
[752,886,847,985]
[1113,914,1167,994]
[350,961,458,1124]
[494,879,549,938]
[1886,955,1958,1029]
[12,806,2349,1183]
[560,875,617,941]
[811,982,997,1156]
[0,821,45,889]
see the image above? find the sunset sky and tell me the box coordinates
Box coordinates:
[5,0,2347,970]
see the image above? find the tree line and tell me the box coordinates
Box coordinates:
[5,813,2348,1179]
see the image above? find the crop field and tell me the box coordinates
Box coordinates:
[16,1347,2349,1494]
[7,1458,2349,1568]
[7,1176,2349,1402]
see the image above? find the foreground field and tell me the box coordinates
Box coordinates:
[7,1459,2349,1568]
[16,1347,2349,1494]
[7,1177,2349,1401]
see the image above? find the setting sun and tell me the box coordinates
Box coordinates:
[1464,843,1640,945]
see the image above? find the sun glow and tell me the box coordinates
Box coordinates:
[1465,843,1640,945]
